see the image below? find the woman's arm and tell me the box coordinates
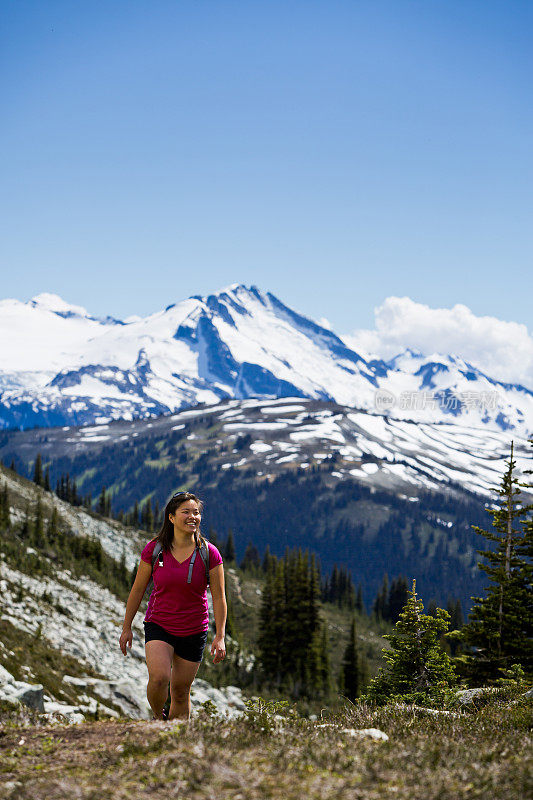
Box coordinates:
[209,564,227,663]
[119,560,152,655]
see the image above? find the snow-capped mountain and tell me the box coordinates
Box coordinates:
[1,285,531,436]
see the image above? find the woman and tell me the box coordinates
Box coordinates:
[119,491,226,721]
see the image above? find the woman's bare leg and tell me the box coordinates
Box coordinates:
[169,654,200,721]
[145,640,174,718]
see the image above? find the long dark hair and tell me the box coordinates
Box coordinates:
[156,491,206,551]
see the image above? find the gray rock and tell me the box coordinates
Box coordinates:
[455,688,497,705]
[10,683,45,712]
[0,663,45,712]
[63,674,150,719]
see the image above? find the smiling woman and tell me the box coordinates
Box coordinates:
[119,491,227,721]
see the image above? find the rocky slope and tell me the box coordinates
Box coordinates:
[0,465,245,722]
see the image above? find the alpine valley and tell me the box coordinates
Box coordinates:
[1,285,531,613]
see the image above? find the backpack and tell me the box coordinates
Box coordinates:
[145,540,210,599]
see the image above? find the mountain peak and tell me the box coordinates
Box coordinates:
[29,293,90,319]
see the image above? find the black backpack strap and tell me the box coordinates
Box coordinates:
[187,548,198,583]
[200,540,210,586]
[186,541,210,585]
[152,541,164,569]
[145,541,163,597]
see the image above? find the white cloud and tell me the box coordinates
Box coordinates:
[343,297,533,389]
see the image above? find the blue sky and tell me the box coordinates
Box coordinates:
[1,0,532,334]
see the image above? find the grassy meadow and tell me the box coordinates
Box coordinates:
[0,690,531,800]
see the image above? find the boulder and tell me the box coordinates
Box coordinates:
[455,688,497,705]
[0,664,45,712]
[63,675,150,719]
[8,683,45,712]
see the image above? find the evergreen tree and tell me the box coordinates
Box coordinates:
[47,507,59,545]
[20,502,31,541]
[373,574,389,619]
[0,483,9,528]
[341,615,361,701]
[258,548,325,698]
[365,580,457,706]
[97,487,107,516]
[71,479,79,506]
[258,560,281,681]
[261,544,276,573]
[31,496,45,547]
[240,541,261,572]
[447,598,464,657]
[33,453,43,487]
[318,623,331,696]
[359,648,371,693]
[43,467,51,492]
[142,498,154,531]
[224,529,236,562]
[449,598,464,630]
[459,442,532,680]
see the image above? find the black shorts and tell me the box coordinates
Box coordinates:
[143,621,208,663]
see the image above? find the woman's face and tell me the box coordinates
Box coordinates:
[170,499,201,535]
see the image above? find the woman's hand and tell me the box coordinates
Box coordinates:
[119,627,133,656]
[211,634,226,664]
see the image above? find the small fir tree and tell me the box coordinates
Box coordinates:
[459,441,531,680]
[318,623,331,697]
[97,486,107,516]
[365,580,457,706]
[47,507,59,545]
[240,541,261,572]
[132,501,139,528]
[33,453,43,487]
[373,573,389,620]
[20,502,31,541]
[224,530,236,562]
[341,616,361,701]
[31,496,45,547]
[0,483,9,528]
[142,498,154,531]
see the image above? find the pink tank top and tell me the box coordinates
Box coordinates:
[141,539,223,636]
